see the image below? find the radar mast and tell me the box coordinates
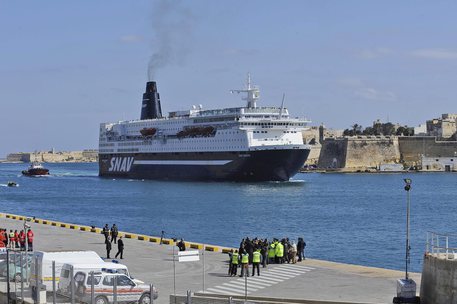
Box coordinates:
[230,73,260,108]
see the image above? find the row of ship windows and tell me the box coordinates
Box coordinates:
[241,122,304,126]
[100,143,115,147]
[123,129,241,135]
[116,138,245,147]
[114,146,247,152]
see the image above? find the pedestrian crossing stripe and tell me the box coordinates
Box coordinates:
[280,264,315,271]
[265,269,297,277]
[236,278,272,286]
[205,263,314,296]
[222,282,258,291]
[227,281,265,289]
[255,273,284,282]
[275,266,309,273]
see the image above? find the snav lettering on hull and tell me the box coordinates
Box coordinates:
[108,157,134,172]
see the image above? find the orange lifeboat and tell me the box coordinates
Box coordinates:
[140,128,157,137]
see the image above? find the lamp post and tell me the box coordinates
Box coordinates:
[403,178,411,280]
[393,178,419,304]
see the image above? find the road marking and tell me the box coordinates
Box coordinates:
[207,286,244,294]
[280,264,315,270]
[256,273,285,281]
[206,288,233,295]
[224,281,264,289]
[263,270,296,278]
[205,264,315,295]
[236,278,272,286]
[267,269,301,277]
[274,266,309,275]
[222,282,258,291]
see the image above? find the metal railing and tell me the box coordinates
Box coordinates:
[426,231,457,258]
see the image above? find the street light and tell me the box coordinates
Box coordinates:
[393,178,419,304]
[403,178,411,280]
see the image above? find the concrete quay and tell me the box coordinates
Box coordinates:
[0,216,421,304]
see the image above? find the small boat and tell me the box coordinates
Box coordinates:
[7,181,18,187]
[22,162,50,176]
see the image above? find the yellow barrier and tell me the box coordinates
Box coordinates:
[80,226,90,231]
[162,239,174,245]
[69,225,79,230]
[221,248,234,254]
[190,243,204,250]
[149,237,159,243]
[61,223,69,228]
[51,222,58,227]
[205,246,219,252]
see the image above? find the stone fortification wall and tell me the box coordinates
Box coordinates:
[305,144,322,165]
[398,136,457,165]
[318,137,400,170]
[420,253,457,304]
[7,150,98,163]
[344,136,400,170]
[317,138,347,169]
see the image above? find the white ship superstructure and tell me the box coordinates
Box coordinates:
[99,75,310,181]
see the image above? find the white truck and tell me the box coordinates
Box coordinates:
[30,250,104,291]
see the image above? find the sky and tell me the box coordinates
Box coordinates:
[1,0,457,157]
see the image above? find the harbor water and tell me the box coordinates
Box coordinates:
[1,162,456,272]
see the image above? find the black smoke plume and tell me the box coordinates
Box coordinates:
[148,0,195,80]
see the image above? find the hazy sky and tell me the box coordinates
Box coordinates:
[1,1,457,157]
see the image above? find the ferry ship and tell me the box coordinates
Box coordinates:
[98,75,310,181]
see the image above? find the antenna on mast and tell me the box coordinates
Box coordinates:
[279,93,286,119]
[230,73,260,108]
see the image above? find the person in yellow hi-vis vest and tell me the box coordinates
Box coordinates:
[275,241,284,264]
[239,250,250,277]
[252,249,261,276]
[268,241,276,264]
[230,250,239,276]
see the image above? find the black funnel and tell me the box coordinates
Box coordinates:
[141,81,163,120]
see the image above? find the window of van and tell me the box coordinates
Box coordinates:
[62,269,70,278]
[117,269,128,275]
[103,275,115,286]
[87,275,101,285]
[117,275,134,286]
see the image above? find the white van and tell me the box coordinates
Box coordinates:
[30,251,104,291]
[58,262,143,293]
[62,271,157,304]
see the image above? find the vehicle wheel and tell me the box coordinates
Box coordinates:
[14,273,22,282]
[139,292,151,304]
[95,296,109,304]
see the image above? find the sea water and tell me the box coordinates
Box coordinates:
[1,162,456,272]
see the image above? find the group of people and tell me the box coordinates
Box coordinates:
[0,228,34,251]
[228,237,306,277]
[102,224,124,259]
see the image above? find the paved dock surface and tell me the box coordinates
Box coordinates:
[0,217,421,304]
